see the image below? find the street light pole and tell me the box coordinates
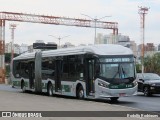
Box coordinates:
[94,17,97,45]
[49,35,70,48]
[81,14,111,44]
[9,23,17,64]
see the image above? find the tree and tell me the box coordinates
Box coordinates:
[143,53,160,75]
[136,64,141,73]
[152,53,160,74]
[5,53,19,63]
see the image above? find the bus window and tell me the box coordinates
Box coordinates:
[13,60,33,79]
[42,58,55,80]
[13,61,21,78]
[62,55,83,81]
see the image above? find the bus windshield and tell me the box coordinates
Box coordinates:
[97,57,135,83]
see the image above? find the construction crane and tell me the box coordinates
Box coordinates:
[0,11,118,83]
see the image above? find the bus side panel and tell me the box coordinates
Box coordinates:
[61,81,75,96]
[35,51,42,92]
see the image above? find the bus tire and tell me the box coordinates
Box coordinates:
[47,83,53,96]
[21,81,26,93]
[77,86,84,99]
[110,97,119,102]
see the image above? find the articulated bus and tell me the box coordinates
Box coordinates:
[11,44,137,101]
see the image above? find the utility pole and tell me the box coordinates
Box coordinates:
[81,14,111,44]
[49,35,70,48]
[10,23,17,65]
[138,6,149,74]
[0,20,5,83]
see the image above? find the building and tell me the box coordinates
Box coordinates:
[28,45,34,52]
[130,41,137,56]
[5,43,11,53]
[137,43,157,58]
[20,44,28,54]
[95,33,131,45]
[95,33,104,44]
[61,42,75,48]
[117,34,130,47]
[95,33,117,44]
[5,42,20,54]
[95,33,137,56]
[146,43,155,51]
[14,44,20,54]
[78,44,86,46]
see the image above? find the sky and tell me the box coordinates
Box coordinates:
[0,0,160,46]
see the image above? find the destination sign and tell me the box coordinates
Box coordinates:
[104,58,133,63]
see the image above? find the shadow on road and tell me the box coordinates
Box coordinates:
[19,90,137,105]
[136,93,160,97]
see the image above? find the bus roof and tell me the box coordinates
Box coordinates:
[13,44,133,60]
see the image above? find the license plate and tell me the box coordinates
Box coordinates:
[119,93,126,96]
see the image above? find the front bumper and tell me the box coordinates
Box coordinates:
[150,86,160,94]
[95,84,138,98]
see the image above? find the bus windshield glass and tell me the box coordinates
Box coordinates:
[97,56,135,83]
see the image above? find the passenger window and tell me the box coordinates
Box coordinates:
[42,58,55,80]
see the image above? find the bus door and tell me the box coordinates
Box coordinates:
[85,58,95,95]
[28,62,34,89]
[55,58,62,92]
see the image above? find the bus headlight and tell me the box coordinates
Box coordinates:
[98,81,109,88]
[133,80,138,86]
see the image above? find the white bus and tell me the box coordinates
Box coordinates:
[11,44,137,101]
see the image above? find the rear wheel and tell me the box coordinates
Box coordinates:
[110,97,119,102]
[144,87,151,96]
[47,83,53,96]
[77,86,84,99]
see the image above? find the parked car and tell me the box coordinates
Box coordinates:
[137,73,160,96]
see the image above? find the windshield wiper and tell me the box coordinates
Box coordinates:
[111,64,120,79]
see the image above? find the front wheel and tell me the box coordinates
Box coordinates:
[47,83,53,96]
[77,86,84,99]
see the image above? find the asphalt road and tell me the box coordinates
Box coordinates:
[0,84,160,112]
[117,93,160,111]
[1,84,148,120]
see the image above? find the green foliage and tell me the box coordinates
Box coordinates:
[5,53,19,63]
[143,53,160,75]
[136,64,141,73]
[5,64,10,76]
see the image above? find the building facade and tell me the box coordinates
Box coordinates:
[5,43,20,54]
[95,33,137,56]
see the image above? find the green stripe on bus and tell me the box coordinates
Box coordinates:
[62,85,71,92]
[24,81,28,87]
[13,81,21,87]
